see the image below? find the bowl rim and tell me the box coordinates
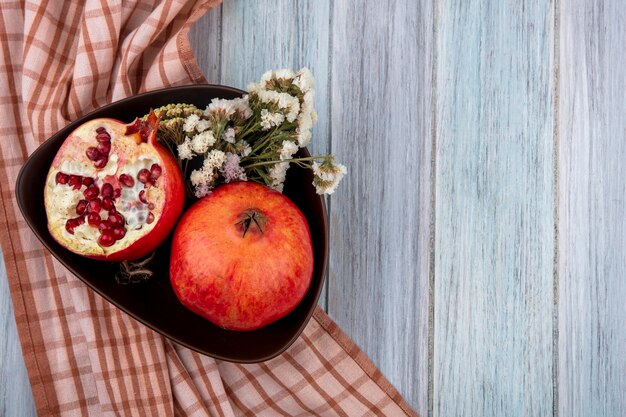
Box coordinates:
[15,83,328,363]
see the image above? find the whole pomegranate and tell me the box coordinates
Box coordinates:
[170,182,314,331]
[44,111,184,261]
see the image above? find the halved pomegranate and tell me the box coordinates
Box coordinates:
[44,112,185,261]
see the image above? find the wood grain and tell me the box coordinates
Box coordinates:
[327,1,432,413]
[558,1,626,415]
[433,1,555,416]
[0,251,37,417]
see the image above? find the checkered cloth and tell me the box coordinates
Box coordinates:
[0,1,418,416]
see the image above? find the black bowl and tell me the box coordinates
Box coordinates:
[15,85,328,363]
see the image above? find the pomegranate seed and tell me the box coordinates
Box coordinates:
[119,174,134,187]
[137,169,151,184]
[108,212,124,227]
[148,203,155,210]
[96,127,106,134]
[86,147,100,161]
[114,188,121,198]
[150,163,162,180]
[82,177,94,186]
[88,198,101,213]
[76,216,85,225]
[98,221,112,233]
[96,133,111,142]
[101,183,114,198]
[97,141,111,155]
[94,156,108,169]
[138,189,148,204]
[75,199,88,215]
[102,196,114,211]
[65,218,79,234]
[146,212,154,224]
[98,232,115,247]
[87,212,101,226]
[68,175,81,188]
[83,185,99,200]
[55,172,68,185]
[112,227,126,240]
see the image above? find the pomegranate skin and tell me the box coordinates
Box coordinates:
[170,182,314,331]
[44,115,185,261]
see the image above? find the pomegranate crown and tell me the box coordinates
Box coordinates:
[125,110,163,144]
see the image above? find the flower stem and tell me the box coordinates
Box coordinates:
[242,155,330,169]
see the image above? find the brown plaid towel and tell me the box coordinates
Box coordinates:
[0,1,418,416]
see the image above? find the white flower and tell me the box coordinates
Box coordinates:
[235,140,251,157]
[274,68,295,80]
[220,153,247,183]
[194,184,212,198]
[177,139,194,160]
[268,162,289,193]
[190,169,205,186]
[222,127,236,144]
[257,90,300,122]
[260,69,295,87]
[312,161,347,195]
[280,140,298,161]
[232,96,253,120]
[183,114,200,132]
[260,109,285,130]
[295,129,312,147]
[203,149,226,171]
[195,119,211,132]
[191,130,215,154]
[293,68,314,93]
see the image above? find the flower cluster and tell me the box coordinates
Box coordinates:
[149,68,346,198]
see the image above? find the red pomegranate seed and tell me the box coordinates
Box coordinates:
[97,141,111,155]
[98,221,111,233]
[98,232,115,247]
[88,198,101,213]
[101,183,113,198]
[112,227,126,240]
[102,196,114,211]
[108,212,124,227]
[138,189,148,204]
[137,169,151,184]
[119,174,134,187]
[86,147,100,161]
[150,163,162,180]
[68,175,81,188]
[96,127,106,134]
[94,156,108,169]
[114,188,121,198]
[83,185,99,200]
[75,199,88,215]
[146,212,154,224]
[82,177,94,187]
[65,218,79,234]
[96,133,111,142]
[76,216,85,225]
[87,212,101,226]
[55,172,68,184]
[148,202,155,210]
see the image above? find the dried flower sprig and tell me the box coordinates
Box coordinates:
[145,68,346,198]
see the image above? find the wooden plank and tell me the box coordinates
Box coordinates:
[558,1,626,415]
[328,1,432,413]
[206,0,332,310]
[433,1,555,416]
[0,251,37,417]
[188,3,222,83]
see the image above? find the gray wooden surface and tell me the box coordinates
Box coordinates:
[2,1,626,416]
